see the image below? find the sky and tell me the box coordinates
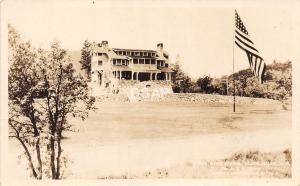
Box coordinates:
[3,0,300,78]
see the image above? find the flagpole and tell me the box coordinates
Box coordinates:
[233,9,236,113]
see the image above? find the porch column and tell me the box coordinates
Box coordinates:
[137,72,139,81]
[150,73,153,81]
[165,72,167,80]
[119,71,122,80]
[155,73,157,80]
[131,71,134,80]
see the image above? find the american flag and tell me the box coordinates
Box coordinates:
[235,10,266,83]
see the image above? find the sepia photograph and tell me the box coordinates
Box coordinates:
[0,0,300,185]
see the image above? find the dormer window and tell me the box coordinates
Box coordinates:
[98,53,102,56]
[143,52,148,56]
[134,52,140,56]
[151,53,155,57]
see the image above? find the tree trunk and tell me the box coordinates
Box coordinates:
[35,138,43,179]
[55,132,62,179]
[50,135,56,179]
[18,137,38,179]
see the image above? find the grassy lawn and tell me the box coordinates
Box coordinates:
[8,101,292,179]
[67,101,291,144]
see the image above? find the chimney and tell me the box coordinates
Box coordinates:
[102,40,108,50]
[157,43,163,55]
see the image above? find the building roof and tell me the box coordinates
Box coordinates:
[106,51,129,60]
[112,66,131,71]
[111,65,161,73]
[92,45,169,61]
[156,55,167,61]
[160,67,173,72]
[113,48,156,52]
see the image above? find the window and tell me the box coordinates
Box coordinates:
[145,59,150,64]
[143,52,148,56]
[151,59,155,64]
[122,60,126,65]
[139,58,144,64]
[98,60,102,66]
[117,59,121,65]
[151,53,155,57]
[97,53,102,56]
[113,59,116,65]
[133,58,138,64]
[123,51,126,55]
[157,60,161,66]
[128,51,131,56]
[135,52,140,56]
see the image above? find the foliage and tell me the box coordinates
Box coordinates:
[196,76,214,94]
[8,25,96,179]
[170,58,292,101]
[227,60,292,101]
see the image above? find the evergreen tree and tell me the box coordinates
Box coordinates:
[79,40,92,80]
[171,55,192,93]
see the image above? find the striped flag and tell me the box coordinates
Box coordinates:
[235,10,266,83]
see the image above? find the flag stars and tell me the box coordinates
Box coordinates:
[235,10,265,83]
[235,15,249,35]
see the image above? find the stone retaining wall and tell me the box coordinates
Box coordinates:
[95,92,281,105]
[93,80,281,105]
[119,81,173,102]
[158,93,281,105]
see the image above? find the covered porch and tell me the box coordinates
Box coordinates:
[112,67,172,81]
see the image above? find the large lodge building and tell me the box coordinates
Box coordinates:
[91,41,173,93]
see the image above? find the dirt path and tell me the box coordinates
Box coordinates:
[65,127,291,179]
